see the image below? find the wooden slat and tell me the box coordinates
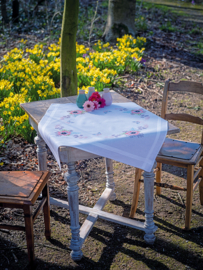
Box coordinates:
[0,224,25,231]
[156,156,188,167]
[33,197,47,222]
[165,113,203,125]
[139,179,187,191]
[80,188,113,244]
[193,177,202,191]
[156,162,162,195]
[169,81,203,95]
[185,165,194,230]
[129,169,142,218]
[49,197,146,235]
[199,157,203,205]
[93,188,112,210]
[193,167,202,181]
[161,79,170,118]
[197,155,203,165]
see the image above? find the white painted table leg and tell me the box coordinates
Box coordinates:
[105,158,116,201]
[34,132,47,171]
[64,162,83,261]
[143,163,158,244]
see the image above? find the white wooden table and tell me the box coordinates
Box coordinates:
[21,91,179,261]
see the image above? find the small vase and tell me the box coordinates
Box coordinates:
[87,87,95,99]
[102,88,112,106]
[76,90,87,108]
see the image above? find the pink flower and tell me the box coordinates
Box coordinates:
[93,100,100,110]
[89,92,101,102]
[97,98,106,108]
[83,100,95,112]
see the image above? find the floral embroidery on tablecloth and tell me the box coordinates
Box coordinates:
[55,124,64,130]
[123,108,145,115]
[55,130,72,136]
[131,108,145,115]
[138,124,148,130]
[68,110,86,117]
[55,129,88,139]
[93,132,102,136]
[103,111,112,114]
[123,128,142,138]
[106,128,144,139]
[60,115,70,120]
[115,107,128,111]
[141,114,150,120]
[73,134,88,139]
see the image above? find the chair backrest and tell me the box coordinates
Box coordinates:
[161,80,203,144]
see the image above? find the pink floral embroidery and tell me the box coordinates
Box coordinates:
[56,130,72,136]
[68,110,85,116]
[131,109,145,115]
[125,130,140,136]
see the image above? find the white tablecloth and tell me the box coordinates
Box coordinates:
[38,102,168,172]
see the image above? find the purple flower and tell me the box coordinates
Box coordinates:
[140,58,146,64]
[191,0,195,4]
[83,54,87,58]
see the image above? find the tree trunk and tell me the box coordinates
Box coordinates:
[12,0,19,23]
[60,0,79,97]
[103,0,136,42]
[1,0,9,24]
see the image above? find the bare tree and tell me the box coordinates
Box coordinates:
[103,0,136,42]
[12,0,19,23]
[1,0,9,24]
[60,0,79,97]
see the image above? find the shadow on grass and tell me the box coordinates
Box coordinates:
[1,210,203,270]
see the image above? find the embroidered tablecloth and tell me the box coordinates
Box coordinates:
[38,102,168,172]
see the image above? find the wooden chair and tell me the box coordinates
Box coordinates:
[0,171,51,263]
[129,80,203,230]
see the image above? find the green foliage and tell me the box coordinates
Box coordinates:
[159,21,178,32]
[135,15,148,32]
[190,28,202,35]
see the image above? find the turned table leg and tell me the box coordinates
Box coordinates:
[143,163,158,244]
[105,158,116,201]
[34,132,47,171]
[64,162,83,261]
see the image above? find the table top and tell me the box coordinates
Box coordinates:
[20,91,179,135]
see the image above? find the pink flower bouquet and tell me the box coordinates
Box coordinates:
[83,92,106,112]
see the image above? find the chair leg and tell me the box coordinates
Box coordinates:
[24,205,35,263]
[199,156,203,205]
[42,184,51,239]
[129,168,142,218]
[156,162,162,195]
[185,165,194,230]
